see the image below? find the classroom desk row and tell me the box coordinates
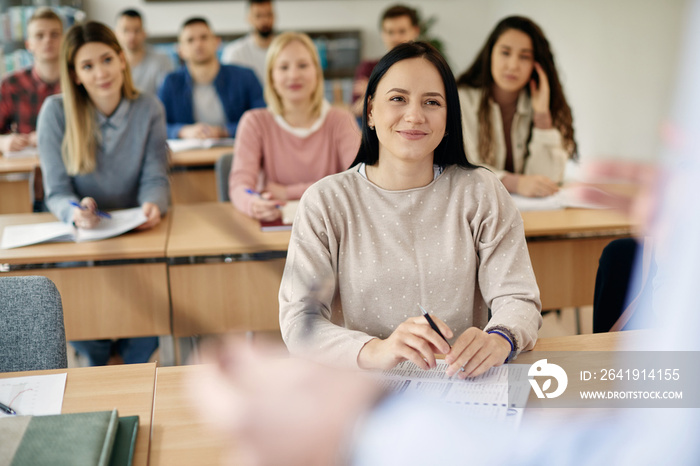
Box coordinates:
[0,331,646,466]
[0,202,633,342]
[0,147,226,214]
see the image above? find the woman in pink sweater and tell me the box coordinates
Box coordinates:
[229,32,361,221]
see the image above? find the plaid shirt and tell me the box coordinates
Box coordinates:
[0,67,60,134]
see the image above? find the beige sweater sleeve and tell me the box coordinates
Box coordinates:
[279,183,375,367]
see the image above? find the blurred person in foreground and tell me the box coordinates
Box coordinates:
[188,1,700,462]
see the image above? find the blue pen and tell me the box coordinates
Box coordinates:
[245,188,262,197]
[69,201,112,219]
[245,189,281,208]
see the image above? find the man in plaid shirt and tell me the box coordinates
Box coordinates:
[0,8,63,209]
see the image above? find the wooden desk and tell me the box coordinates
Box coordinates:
[167,203,287,336]
[167,203,632,335]
[0,155,39,214]
[149,331,636,464]
[0,212,171,340]
[170,147,232,204]
[521,209,633,310]
[150,365,228,465]
[0,362,156,466]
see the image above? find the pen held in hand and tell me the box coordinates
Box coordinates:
[69,201,112,219]
[245,188,282,209]
[417,303,451,349]
[0,401,17,415]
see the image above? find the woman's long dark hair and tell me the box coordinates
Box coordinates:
[351,41,476,169]
[456,16,577,165]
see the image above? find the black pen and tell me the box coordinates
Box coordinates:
[0,401,16,415]
[417,303,451,349]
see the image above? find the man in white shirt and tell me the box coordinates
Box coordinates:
[115,9,174,96]
[221,0,275,84]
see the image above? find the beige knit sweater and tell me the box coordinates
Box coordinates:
[279,164,542,368]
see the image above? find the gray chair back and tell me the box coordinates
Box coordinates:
[0,276,67,372]
[215,152,234,202]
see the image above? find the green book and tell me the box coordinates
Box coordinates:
[108,415,139,466]
[0,409,119,466]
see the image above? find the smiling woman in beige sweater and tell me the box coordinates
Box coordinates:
[279,42,542,379]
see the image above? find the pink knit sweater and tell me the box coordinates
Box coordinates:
[229,106,361,216]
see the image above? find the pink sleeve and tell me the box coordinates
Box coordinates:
[229,111,263,216]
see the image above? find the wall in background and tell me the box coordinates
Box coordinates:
[86,0,687,162]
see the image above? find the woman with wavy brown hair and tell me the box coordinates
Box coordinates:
[457,16,576,198]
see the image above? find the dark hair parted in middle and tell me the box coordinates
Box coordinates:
[351,41,477,170]
[457,15,577,163]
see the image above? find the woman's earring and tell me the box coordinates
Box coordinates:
[368,124,375,130]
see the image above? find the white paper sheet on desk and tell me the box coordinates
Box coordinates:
[1,207,147,249]
[3,147,39,158]
[379,361,510,420]
[166,138,235,152]
[0,373,67,417]
[511,187,609,212]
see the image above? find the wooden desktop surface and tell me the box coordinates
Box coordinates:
[150,365,229,466]
[520,208,632,237]
[150,331,637,465]
[167,202,289,257]
[0,155,39,174]
[0,362,156,466]
[0,213,172,340]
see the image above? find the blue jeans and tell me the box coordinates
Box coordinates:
[71,337,158,366]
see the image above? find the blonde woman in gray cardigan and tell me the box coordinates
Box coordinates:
[280,42,542,379]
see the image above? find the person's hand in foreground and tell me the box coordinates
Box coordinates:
[188,336,383,466]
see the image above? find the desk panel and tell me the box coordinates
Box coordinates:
[0,363,156,466]
[528,235,630,311]
[169,259,284,336]
[6,263,170,340]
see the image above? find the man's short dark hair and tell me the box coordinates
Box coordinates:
[381,4,419,27]
[248,0,272,5]
[118,9,142,21]
[181,17,211,31]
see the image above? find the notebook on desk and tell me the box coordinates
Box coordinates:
[0,207,147,249]
[0,409,120,466]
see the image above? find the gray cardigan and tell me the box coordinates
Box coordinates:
[37,93,170,223]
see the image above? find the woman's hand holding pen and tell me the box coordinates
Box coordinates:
[71,197,101,229]
[444,328,511,379]
[357,315,453,371]
[249,190,284,222]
